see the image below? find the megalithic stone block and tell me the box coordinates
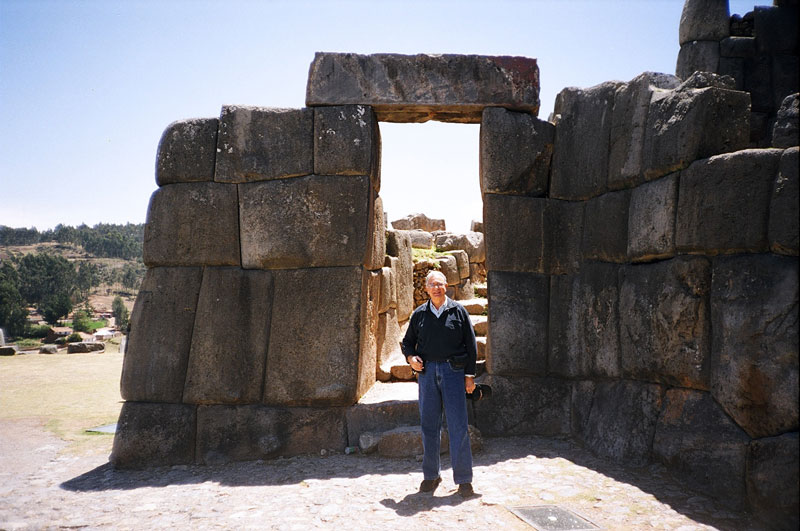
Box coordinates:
[619,257,711,390]
[769,147,799,255]
[142,182,240,267]
[652,389,749,506]
[110,402,196,469]
[581,189,630,263]
[608,72,680,190]
[550,81,623,200]
[386,230,414,321]
[479,107,554,196]
[676,148,783,254]
[627,172,679,263]
[676,41,721,80]
[643,85,750,181]
[156,118,219,186]
[678,0,730,45]
[183,267,274,405]
[364,193,386,270]
[120,267,203,402]
[772,93,799,149]
[263,267,368,406]
[313,105,381,190]
[746,433,800,528]
[486,270,549,377]
[214,106,313,183]
[306,53,540,123]
[239,174,372,269]
[710,254,799,439]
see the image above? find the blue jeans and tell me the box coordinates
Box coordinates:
[418,360,473,485]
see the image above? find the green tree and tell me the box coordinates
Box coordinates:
[112,295,129,330]
[17,253,77,306]
[71,309,92,333]
[41,291,73,325]
[76,261,100,299]
[121,262,145,292]
[0,262,28,337]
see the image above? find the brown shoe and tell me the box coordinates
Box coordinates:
[419,477,442,492]
[457,483,474,497]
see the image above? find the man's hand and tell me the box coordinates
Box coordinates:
[407,355,424,372]
[465,376,476,394]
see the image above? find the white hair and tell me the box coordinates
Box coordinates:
[425,270,447,286]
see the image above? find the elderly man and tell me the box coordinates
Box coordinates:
[401,270,478,497]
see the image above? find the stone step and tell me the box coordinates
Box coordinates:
[470,315,487,336]
[359,424,483,457]
[474,284,487,297]
[476,337,486,361]
[460,297,488,315]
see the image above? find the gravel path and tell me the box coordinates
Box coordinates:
[0,419,767,530]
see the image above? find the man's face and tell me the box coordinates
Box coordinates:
[425,275,447,300]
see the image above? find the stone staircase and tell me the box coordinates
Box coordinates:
[350,289,489,457]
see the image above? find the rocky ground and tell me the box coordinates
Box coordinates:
[0,418,769,530]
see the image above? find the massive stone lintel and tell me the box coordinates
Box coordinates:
[306,52,540,123]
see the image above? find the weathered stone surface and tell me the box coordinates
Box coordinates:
[581,190,630,263]
[436,255,459,286]
[306,53,540,123]
[484,195,583,274]
[398,229,433,249]
[470,263,487,285]
[376,309,403,379]
[120,267,203,402]
[745,55,775,113]
[487,271,548,376]
[676,148,783,254]
[66,342,104,353]
[643,86,750,181]
[452,279,474,300]
[770,147,799,255]
[754,5,799,54]
[314,105,380,187]
[214,106,313,183]
[653,389,749,506]
[142,182,240,267]
[433,232,485,263]
[196,405,346,464]
[551,82,622,200]
[345,399,419,446]
[772,93,799,148]
[386,230,414,321]
[38,344,58,354]
[549,263,621,379]
[676,70,736,91]
[678,0,729,45]
[570,381,596,446]
[619,257,711,389]
[444,250,470,279]
[720,36,756,58]
[473,375,570,437]
[239,175,371,269]
[476,337,486,360]
[676,41,720,80]
[183,268,273,405]
[470,220,483,232]
[0,346,16,356]
[710,254,799,438]
[771,54,799,112]
[479,107,554,196]
[156,118,218,186]
[470,315,487,336]
[373,425,482,458]
[608,72,680,189]
[110,402,196,469]
[390,213,445,232]
[359,269,381,399]
[264,267,366,406]
[365,193,386,270]
[581,381,664,466]
[627,173,679,262]
[746,432,799,528]
[377,267,393,314]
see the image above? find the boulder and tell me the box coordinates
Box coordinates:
[772,93,799,148]
[66,342,104,353]
[710,254,798,438]
[110,402,196,469]
[549,263,621,379]
[479,107,554,196]
[443,250,470,279]
[433,232,485,263]
[386,230,414,321]
[675,70,735,91]
[156,118,219,186]
[769,147,799,255]
[264,267,367,406]
[619,257,711,389]
[239,174,371,269]
[390,213,445,232]
[397,229,433,249]
[627,172,679,262]
[0,346,17,356]
[313,105,380,189]
[550,81,622,200]
[214,106,313,183]
[183,267,273,405]
[486,271,548,376]
[120,267,203,403]
[676,148,783,254]
[436,255,459,285]
[581,189,630,263]
[580,380,664,466]
[746,432,799,529]
[306,52,540,123]
[608,72,680,189]
[142,182,240,267]
[652,389,749,506]
[643,85,750,181]
[39,344,58,354]
[470,220,483,232]
[676,41,720,80]
[678,0,729,45]
[196,404,346,464]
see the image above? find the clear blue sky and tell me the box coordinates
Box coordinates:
[1,0,757,233]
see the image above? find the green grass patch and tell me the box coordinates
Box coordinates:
[412,247,448,262]
[14,338,41,349]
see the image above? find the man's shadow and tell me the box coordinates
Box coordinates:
[380,488,482,517]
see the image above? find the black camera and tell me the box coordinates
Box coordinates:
[466,383,492,402]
